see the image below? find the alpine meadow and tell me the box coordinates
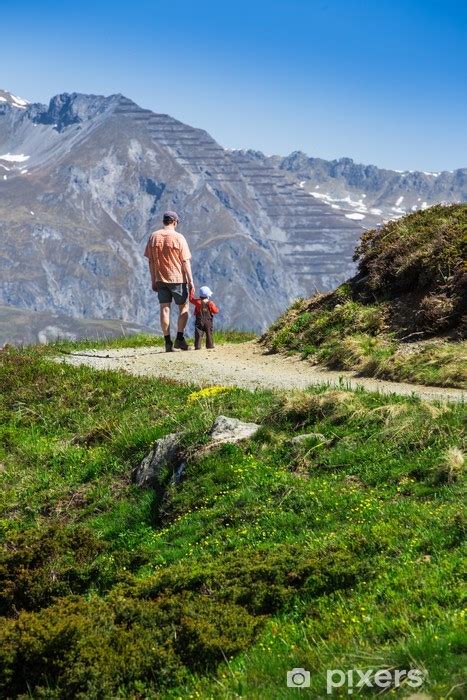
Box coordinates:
[1,1,467,698]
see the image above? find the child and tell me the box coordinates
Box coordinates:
[189,286,219,349]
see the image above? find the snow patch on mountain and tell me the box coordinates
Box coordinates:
[11,93,29,107]
[345,212,366,220]
[0,153,30,162]
[310,190,369,214]
[0,90,29,109]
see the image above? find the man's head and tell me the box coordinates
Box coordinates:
[163,210,179,227]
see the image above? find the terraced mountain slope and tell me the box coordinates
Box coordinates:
[0,91,360,335]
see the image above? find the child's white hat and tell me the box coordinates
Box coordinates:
[199,286,213,298]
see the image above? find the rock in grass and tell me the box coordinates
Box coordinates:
[172,461,186,484]
[133,433,183,488]
[134,417,260,488]
[209,415,260,445]
[290,432,328,445]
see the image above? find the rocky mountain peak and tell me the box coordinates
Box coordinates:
[0,89,29,110]
[32,92,121,131]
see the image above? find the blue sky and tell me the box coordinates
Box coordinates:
[2,0,466,170]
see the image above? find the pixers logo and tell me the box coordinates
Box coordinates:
[287,668,311,688]
[326,667,424,694]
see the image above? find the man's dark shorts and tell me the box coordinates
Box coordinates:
[155,282,188,305]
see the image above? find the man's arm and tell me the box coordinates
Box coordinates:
[147,252,159,291]
[179,236,194,292]
[149,258,159,291]
[144,237,159,291]
[182,259,195,292]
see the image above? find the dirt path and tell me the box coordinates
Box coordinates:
[59,341,465,403]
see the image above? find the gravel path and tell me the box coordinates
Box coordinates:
[59,342,465,403]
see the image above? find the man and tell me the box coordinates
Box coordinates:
[144,211,195,352]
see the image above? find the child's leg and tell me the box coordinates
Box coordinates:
[195,325,204,350]
[206,321,214,349]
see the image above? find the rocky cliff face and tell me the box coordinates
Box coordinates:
[0,90,464,337]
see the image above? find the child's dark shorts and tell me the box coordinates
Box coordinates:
[155,282,188,305]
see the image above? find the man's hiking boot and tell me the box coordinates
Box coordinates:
[174,335,190,351]
[164,337,174,353]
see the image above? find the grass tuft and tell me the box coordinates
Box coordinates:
[434,447,465,484]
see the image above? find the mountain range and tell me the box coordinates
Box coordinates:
[0,88,465,341]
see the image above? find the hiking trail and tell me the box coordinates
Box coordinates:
[59,341,465,403]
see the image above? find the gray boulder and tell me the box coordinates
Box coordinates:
[134,416,260,489]
[290,432,328,445]
[209,415,260,445]
[172,461,186,484]
[132,432,183,488]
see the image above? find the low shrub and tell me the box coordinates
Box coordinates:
[0,526,108,616]
[0,595,185,698]
[135,544,371,615]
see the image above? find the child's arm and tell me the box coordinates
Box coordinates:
[189,289,197,304]
[209,301,219,314]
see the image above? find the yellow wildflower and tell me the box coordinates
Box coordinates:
[188,385,233,402]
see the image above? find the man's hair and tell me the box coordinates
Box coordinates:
[163,214,177,226]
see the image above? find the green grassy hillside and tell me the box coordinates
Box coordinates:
[262,204,467,389]
[0,344,465,698]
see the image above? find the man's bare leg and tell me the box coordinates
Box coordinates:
[177,301,189,333]
[160,303,171,335]
[174,301,190,350]
[160,303,173,351]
